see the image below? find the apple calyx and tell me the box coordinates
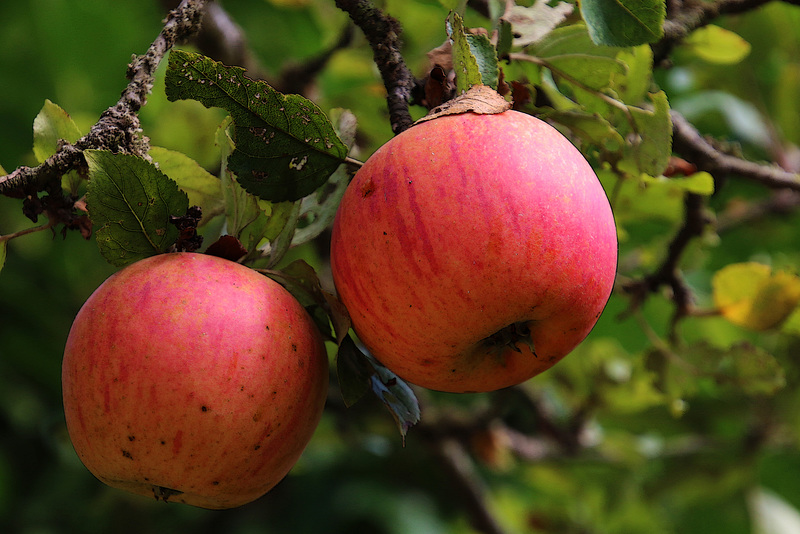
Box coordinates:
[482,321,537,357]
[415,85,511,125]
[154,485,184,503]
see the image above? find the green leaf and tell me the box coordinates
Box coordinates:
[292,109,356,248]
[580,0,665,47]
[450,13,491,92]
[149,146,224,224]
[625,90,673,176]
[543,109,624,151]
[612,45,654,105]
[32,99,82,163]
[85,150,188,267]
[336,335,372,407]
[32,99,83,195]
[531,24,625,92]
[335,335,421,440]
[272,259,351,345]
[724,343,785,396]
[165,49,347,202]
[500,0,574,48]
[214,117,301,264]
[667,172,715,195]
[713,262,800,331]
[683,25,751,65]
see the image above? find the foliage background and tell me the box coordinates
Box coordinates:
[3,1,800,533]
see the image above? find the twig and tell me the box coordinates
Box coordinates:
[277,24,355,95]
[334,0,415,134]
[0,220,57,243]
[621,193,711,334]
[671,110,800,191]
[0,0,207,198]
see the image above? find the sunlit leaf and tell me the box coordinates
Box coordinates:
[612,45,654,104]
[32,99,81,163]
[713,262,800,331]
[531,24,623,91]
[500,0,573,47]
[450,13,494,92]
[625,90,673,177]
[684,25,751,64]
[749,487,800,534]
[32,99,83,194]
[580,0,665,47]
[165,49,347,202]
[543,109,624,150]
[149,146,224,224]
[85,150,188,267]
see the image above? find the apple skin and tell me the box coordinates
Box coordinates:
[330,111,617,393]
[62,252,329,509]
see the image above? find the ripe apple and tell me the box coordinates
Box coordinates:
[62,252,329,509]
[330,110,617,393]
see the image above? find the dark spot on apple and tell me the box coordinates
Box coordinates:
[160,440,166,445]
[291,343,297,351]
[122,449,133,459]
[254,444,261,450]
[360,177,375,198]
[212,481,220,486]
[128,435,135,441]
[201,405,208,412]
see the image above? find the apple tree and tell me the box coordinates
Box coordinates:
[2,0,800,532]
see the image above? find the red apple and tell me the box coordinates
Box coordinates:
[62,252,328,509]
[330,110,617,393]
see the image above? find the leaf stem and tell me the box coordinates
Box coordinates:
[0,220,56,243]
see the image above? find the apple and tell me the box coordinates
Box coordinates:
[330,110,617,393]
[62,252,329,509]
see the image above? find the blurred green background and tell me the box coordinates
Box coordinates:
[4,1,800,533]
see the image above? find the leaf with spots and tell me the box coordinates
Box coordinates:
[165,49,347,202]
[85,150,188,267]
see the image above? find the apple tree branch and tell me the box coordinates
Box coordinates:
[0,0,208,207]
[334,0,415,134]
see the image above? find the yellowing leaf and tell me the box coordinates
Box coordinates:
[713,263,800,331]
[684,25,751,64]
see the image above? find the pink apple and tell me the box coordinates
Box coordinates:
[62,252,329,509]
[330,110,617,393]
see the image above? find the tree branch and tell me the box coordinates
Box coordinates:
[0,0,207,199]
[621,192,711,332]
[671,110,800,191]
[334,0,415,134]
